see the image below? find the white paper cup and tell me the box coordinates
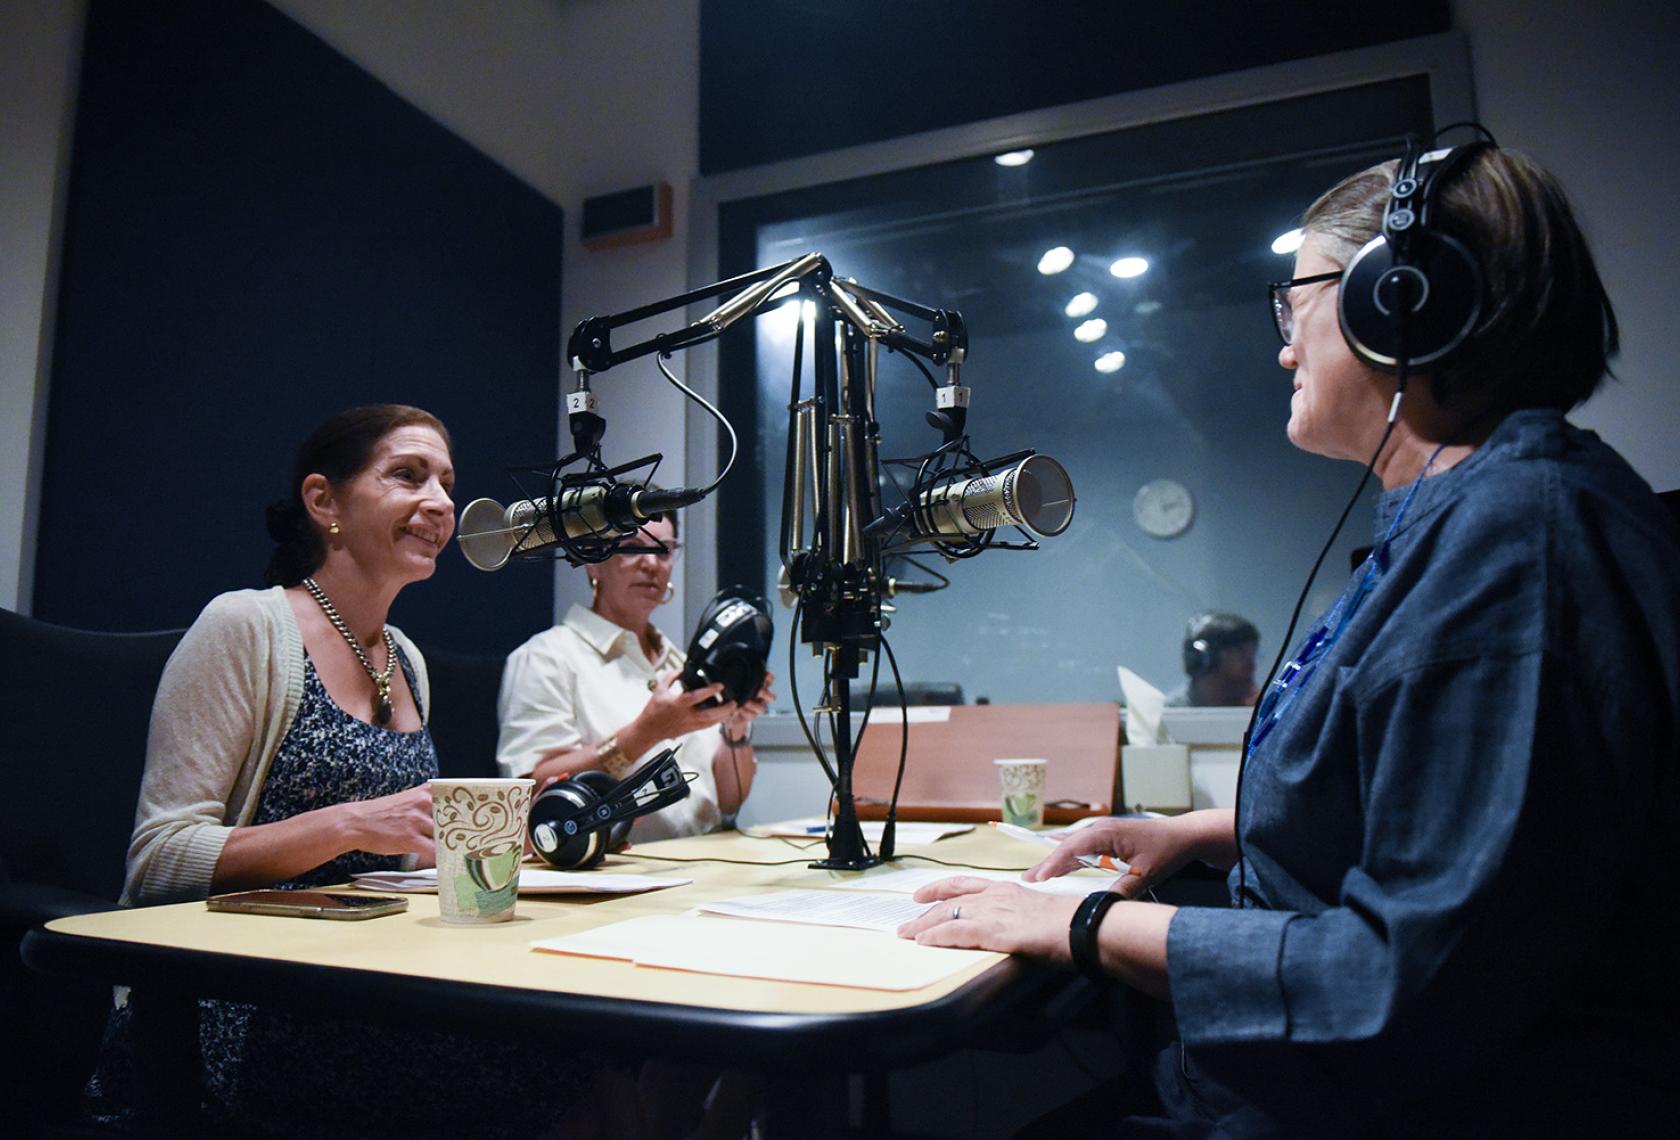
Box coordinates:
[429,778,534,924]
[994,758,1047,829]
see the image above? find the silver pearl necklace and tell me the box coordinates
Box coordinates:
[302,576,397,725]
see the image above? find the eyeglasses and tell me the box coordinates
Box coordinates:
[620,536,682,563]
[1268,271,1342,346]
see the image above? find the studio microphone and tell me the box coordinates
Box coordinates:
[457,483,703,571]
[866,453,1075,541]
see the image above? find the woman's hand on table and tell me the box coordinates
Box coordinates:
[896,877,1079,965]
[1023,813,1211,899]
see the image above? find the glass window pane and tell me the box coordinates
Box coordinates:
[717,78,1432,704]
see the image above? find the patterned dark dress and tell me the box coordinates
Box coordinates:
[89,649,582,1138]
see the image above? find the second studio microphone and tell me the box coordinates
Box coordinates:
[457,482,703,571]
[866,453,1076,543]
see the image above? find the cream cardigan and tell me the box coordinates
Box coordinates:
[123,586,429,906]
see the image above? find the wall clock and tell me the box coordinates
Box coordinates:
[1133,478,1194,538]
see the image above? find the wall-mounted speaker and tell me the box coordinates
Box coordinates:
[580,182,672,251]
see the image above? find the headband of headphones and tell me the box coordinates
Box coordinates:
[1338,126,1495,372]
[528,747,690,869]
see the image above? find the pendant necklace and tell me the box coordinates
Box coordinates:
[302,576,397,725]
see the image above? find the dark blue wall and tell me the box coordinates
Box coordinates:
[700,0,1450,173]
[37,0,561,654]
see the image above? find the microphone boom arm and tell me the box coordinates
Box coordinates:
[555,256,1022,871]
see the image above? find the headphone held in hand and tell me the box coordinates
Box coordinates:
[680,587,773,708]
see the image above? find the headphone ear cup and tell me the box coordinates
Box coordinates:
[1339,232,1483,371]
[1183,638,1212,677]
[529,777,612,870]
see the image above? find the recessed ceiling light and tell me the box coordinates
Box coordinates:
[1109,256,1149,279]
[1095,351,1127,373]
[1271,228,1304,255]
[1074,318,1107,343]
[994,149,1035,167]
[1037,246,1075,275]
[1064,292,1098,318]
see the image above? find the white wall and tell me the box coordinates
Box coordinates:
[270,0,702,633]
[1454,0,1680,490]
[0,0,84,614]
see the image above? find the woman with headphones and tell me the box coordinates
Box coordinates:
[496,510,774,840]
[898,138,1678,1134]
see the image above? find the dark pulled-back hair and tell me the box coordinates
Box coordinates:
[264,404,453,586]
[1303,146,1618,413]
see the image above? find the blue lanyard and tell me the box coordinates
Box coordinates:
[1246,444,1445,760]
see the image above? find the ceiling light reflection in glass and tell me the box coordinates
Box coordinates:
[1094,351,1127,373]
[1271,228,1304,255]
[1109,256,1149,279]
[1037,246,1075,275]
[1074,319,1107,343]
[994,149,1035,167]
[1064,292,1099,318]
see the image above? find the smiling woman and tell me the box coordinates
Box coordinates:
[81,405,599,1134]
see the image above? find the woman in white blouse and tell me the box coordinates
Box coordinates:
[496,512,773,838]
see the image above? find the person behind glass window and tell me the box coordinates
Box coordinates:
[496,511,774,837]
[896,144,1679,1135]
[1163,611,1259,707]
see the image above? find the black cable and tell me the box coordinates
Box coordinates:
[878,630,910,858]
[627,853,819,867]
[898,854,1036,872]
[1233,337,1411,909]
[887,343,940,390]
[788,597,838,788]
[655,352,737,496]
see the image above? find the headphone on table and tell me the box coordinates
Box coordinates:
[1339,132,1492,372]
[527,747,690,869]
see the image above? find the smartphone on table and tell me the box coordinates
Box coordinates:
[206,889,408,920]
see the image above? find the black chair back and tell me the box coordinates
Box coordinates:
[0,609,183,903]
[0,608,183,1129]
[416,643,507,779]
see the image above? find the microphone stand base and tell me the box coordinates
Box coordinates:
[808,854,888,871]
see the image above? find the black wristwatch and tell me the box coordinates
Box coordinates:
[1069,889,1123,983]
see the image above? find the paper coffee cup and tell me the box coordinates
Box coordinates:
[430,778,535,924]
[994,758,1047,829]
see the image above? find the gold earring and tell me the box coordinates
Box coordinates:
[662,583,674,604]
[589,577,599,595]
[329,521,341,535]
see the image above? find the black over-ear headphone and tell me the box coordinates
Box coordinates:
[1339,136,1489,371]
[1183,612,1259,677]
[527,747,690,869]
[1184,635,1215,678]
[680,587,773,708]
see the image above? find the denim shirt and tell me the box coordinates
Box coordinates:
[1160,410,1680,1136]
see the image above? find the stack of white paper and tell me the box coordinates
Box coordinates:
[531,914,995,991]
[826,866,1119,898]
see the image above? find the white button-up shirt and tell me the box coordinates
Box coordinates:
[496,604,721,840]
